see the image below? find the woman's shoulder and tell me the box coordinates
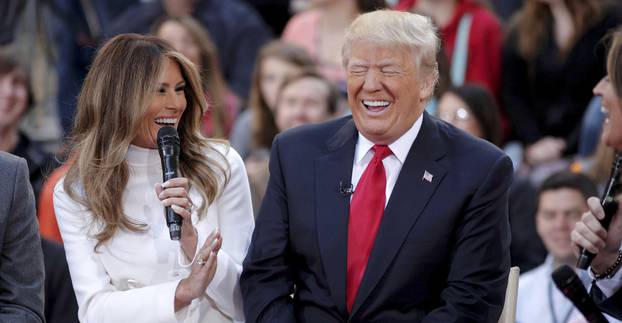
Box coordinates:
[203,141,245,170]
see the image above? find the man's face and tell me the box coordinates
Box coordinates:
[346,40,431,144]
[536,188,589,261]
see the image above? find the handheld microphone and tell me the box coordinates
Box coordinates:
[157,126,182,240]
[551,265,609,323]
[577,152,622,269]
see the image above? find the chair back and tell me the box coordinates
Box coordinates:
[498,266,520,323]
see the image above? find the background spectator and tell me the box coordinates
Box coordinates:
[245,70,340,212]
[229,40,316,159]
[502,0,622,164]
[109,0,273,100]
[410,0,503,100]
[153,16,239,138]
[516,171,620,323]
[282,0,386,92]
[0,47,57,199]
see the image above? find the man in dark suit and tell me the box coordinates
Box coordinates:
[241,10,513,322]
[0,151,45,322]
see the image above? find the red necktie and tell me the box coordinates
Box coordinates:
[346,144,392,313]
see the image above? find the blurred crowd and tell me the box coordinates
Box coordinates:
[2,0,622,322]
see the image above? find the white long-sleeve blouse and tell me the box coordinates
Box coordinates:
[53,144,255,323]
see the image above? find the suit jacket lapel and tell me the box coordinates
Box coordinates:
[351,113,448,316]
[315,119,358,316]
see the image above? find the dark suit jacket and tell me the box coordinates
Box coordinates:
[0,152,45,323]
[241,113,513,323]
[592,281,622,320]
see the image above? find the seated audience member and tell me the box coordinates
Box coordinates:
[108,0,273,100]
[246,70,339,213]
[0,48,57,199]
[516,171,620,323]
[282,0,386,91]
[153,16,239,138]
[0,151,45,323]
[410,0,503,100]
[502,0,621,161]
[437,84,502,147]
[229,41,316,159]
[437,84,546,271]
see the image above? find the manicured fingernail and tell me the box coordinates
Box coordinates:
[161,181,168,188]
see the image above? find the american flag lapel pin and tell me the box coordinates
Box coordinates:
[423,170,433,183]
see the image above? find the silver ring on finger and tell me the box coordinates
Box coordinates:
[196,257,206,266]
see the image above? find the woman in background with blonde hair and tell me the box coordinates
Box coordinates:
[53,34,254,323]
[153,16,239,139]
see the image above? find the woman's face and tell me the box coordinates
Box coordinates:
[131,58,187,149]
[437,92,483,139]
[594,76,622,149]
[156,21,201,68]
[0,70,28,130]
[260,57,303,110]
[275,77,333,132]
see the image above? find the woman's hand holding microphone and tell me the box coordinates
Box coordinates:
[155,178,223,311]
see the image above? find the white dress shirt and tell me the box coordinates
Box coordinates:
[54,144,254,323]
[350,114,423,206]
[517,255,621,323]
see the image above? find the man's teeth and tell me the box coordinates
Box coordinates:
[363,100,390,107]
[155,117,177,125]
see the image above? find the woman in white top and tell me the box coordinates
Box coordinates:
[53,34,254,323]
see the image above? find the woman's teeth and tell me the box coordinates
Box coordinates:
[155,117,177,125]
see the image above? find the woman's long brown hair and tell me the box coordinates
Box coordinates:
[64,34,228,249]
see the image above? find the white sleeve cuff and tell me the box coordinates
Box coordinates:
[205,251,243,321]
[592,262,622,298]
[177,227,205,268]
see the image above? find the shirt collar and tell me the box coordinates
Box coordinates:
[354,113,424,165]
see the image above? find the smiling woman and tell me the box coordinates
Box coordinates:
[131,59,187,148]
[53,34,254,323]
[570,27,622,320]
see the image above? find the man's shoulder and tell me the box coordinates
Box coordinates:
[277,116,353,146]
[0,151,24,175]
[432,116,507,164]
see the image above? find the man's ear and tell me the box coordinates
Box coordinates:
[420,72,437,102]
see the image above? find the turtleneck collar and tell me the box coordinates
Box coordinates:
[126,144,161,166]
